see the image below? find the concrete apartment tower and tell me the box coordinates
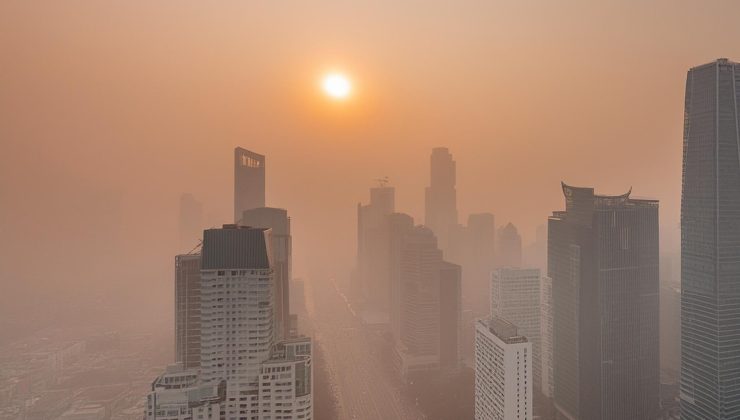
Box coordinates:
[681,58,740,419]
[548,183,659,420]
[475,316,532,420]
[234,147,265,222]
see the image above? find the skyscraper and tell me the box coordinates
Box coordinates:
[424,147,458,252]
[148,225,313,420]
[242,207,292,341]
[356,185,395,312]
[495,222,522,268]
[681,58,740,420]
[447,213,496,317]
[475,316,532,420]
[199,226,277,418]
[234,147,265,222]
[491,267,541,392]
[549,183,659,420]
[175,253,201,369]
[388,212,415,341]
[395,225,461,379]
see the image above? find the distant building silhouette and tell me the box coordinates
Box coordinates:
[681,58,740,420]
[523,224,547,273]
[242,207,292,341]
[178,193,203,252]
[388,213,415,342]
[175,253,201,370]
[496,222,522,268]
[491,267,542,393]
[447,213,496,317]
[475,316,532,420]
[394,225,461,379]
[424,147,458,252]
[356,185,395,314]
[233,147,265,222]
[549,183,659,420]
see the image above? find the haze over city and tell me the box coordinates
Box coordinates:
[2,1,740,419]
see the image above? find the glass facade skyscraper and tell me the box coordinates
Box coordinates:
[549,183,659,420]
[681,58,740,419]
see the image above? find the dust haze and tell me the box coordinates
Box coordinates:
[1,1,739,418]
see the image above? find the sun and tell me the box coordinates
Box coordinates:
[322,73,352,100]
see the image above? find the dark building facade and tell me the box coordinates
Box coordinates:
[233,147,266,222]
[549,183,659,420]
[175,253,201,369]
[681,58,740,420]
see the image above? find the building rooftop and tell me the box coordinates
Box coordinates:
[479,317,528,345]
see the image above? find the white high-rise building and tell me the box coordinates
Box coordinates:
[540,275,554,398]
[475,317,532,420]
[490,268,541,391]
[147,225,312,420]
[199,226,276,418]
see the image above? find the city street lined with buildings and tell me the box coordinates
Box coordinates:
[304,276,425,420]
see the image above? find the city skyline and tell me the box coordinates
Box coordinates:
[4,2,740,419]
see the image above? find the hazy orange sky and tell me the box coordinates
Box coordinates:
[2,1,740,324]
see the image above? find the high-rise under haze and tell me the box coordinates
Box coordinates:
[233,147,266,222]
[147,225,313,420]
[490,267,542,393]
[548,183,659,420]
[680,58,740,420]
[241,207,292,341]
[424,147,458,252]
[356,184,395,313]
[474,316,532,420]
[175,253,201,370]
[447,213,496,317]
[395,225,461,379]
[495,222,522,268]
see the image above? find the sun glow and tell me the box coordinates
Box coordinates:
[322,73,352,100]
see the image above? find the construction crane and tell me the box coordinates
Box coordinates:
[374,176,390,188]
[186,240,203,255]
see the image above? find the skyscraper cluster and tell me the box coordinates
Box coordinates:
[474,58,740,420]
[146,148,312,420]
